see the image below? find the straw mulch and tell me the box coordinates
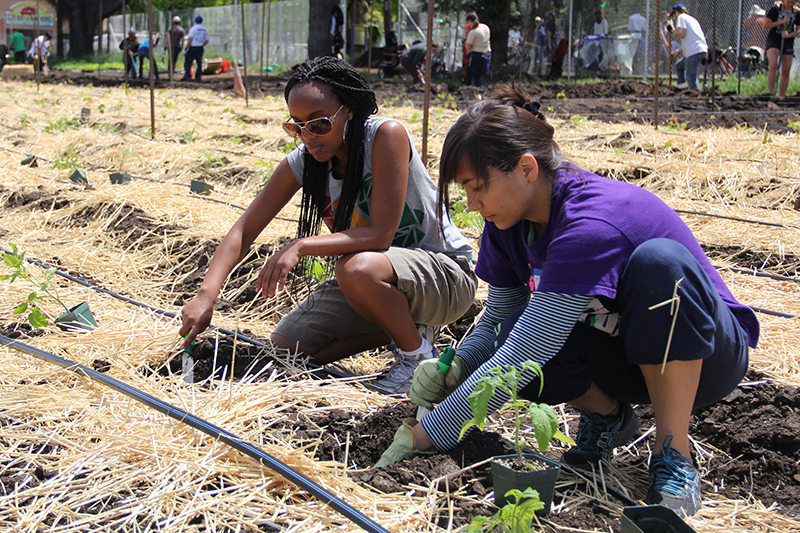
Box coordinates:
[0,80,798,532]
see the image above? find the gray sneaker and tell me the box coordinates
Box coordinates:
[375,344,437,394]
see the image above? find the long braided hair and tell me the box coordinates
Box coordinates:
[285,57,378,241]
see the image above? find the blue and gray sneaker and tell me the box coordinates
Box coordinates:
[561,402,639,466]
[646,434,702,516]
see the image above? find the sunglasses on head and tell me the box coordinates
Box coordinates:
[282,105,345,138]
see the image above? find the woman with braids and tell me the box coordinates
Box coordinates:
[376,84,759,517]
[180,57,477,393]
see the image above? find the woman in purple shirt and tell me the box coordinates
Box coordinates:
[376,84,759,517]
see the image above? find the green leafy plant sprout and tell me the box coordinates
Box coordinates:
[179,129,198,143]
[304,257,332,283]
[762,131,772,144]
[569,115,588,126]
[45,117,81,133]
[277,141,295,155]
[468,487,543,533]
[110,149,141,172]
[1,243,69,328]
[788,119,800,133]
[202,150,226,167]
[18,113,34,127]
[449,198,483,230]
[53,144,80,170]
[256,159,278,183]
[460,361,575,462]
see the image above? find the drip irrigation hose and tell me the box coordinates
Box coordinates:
[0,247,383,388]
[675,208,800,230]
[0,334,390,533]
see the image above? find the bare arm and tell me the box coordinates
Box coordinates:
[179,158,300,346]
[762,14,790,29]
[257,121,410,298]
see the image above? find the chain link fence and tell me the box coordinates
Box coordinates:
[558,0,799,81]
[108,2,310,71]
[105,0,796,82]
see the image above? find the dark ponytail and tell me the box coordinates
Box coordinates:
[437,83,562,223]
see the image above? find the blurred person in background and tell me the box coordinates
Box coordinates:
[119,28,140,79]
[28,31,51,73]
[400,41,437,85]
[665,4,708,90]
[137,33,160,79]
[166,16,185,75]
[10,30,26,63]
[762,0,800,99]
[464,13,491,87]
[183,15,210,82]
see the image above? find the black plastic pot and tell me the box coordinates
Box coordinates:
[110,172,132,184]
[491,453,561,515]
[621,505,697,533]
[70,169,88,184]
[54,301,97,332]
[190,179,214,195]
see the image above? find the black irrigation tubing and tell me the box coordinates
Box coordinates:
[749,306,800,319]
[723,266,800,284]
[674,208,800,230]
[0,334,390,533]
[0,248,367,386]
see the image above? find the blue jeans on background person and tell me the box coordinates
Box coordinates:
[183,46,204,81]
[676,52,706,90]
[465,51,489,87]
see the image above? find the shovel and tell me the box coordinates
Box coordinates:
[416,345,456,421]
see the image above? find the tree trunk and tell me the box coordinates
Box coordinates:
[308,0,339,59]
[58,0,122,58]
[489,0,512,67]
[383,0,393,45]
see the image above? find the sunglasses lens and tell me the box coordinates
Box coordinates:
[282,122,302,138]
[305,118,333,136]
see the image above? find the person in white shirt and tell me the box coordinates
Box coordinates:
[183,15,210,81]
[665,4,708,89]
[464,12,492,87]
[28,31,51,73]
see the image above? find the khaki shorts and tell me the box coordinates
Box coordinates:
[273,247,477,350]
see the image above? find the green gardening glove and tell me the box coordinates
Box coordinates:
[409,355,466,409]
[374,418,420,468]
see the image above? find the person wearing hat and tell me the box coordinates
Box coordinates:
[762,0,800,99]
[119,28,140,79]
[166,16,186,75]
[665,4,707,90]
[183,15,210,82]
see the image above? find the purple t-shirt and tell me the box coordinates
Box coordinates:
[475,163,759,347]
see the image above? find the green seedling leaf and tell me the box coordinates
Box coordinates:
[460,360,566,461]
[13,302,28,314]
[499,487,544,532]
[28,308,49,328]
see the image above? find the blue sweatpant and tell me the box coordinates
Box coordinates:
[494,239,750,409]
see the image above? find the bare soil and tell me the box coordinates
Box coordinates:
[42,68,800,131]
[137,321,800,531]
